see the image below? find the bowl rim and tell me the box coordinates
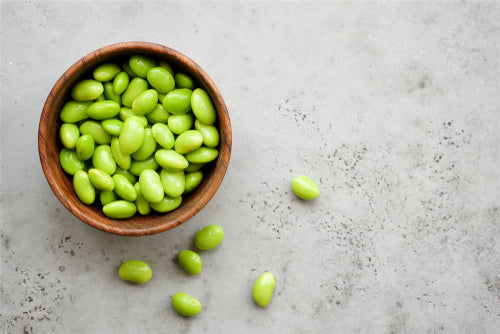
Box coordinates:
[38,41,231,236]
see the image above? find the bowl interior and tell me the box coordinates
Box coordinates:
[39,42,231,236]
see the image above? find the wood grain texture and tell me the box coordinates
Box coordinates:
[38,42,232,236]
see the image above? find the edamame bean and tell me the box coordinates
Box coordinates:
[129,156,159,176]
[150,195,182,213]
[134,182,151,215]
[167,113,194,134]
[291,176,319,200]
[129,54,157,78]
[174,73,194,89]
[122,62,137,78]
[60,100,91,123]
[92,145,116,175]
[195,120,220,148]
[113,174,137,202]
[184,171,203,193]
[88,168,114,191]
[132,128,157,161]
[174,130,203,154]
[163,88,192,115]
[60,123,80,149]
[110,137,131,169]
[103,82,121,104]
[151,123,175,149]
[132,89,158,116]
[103,200,137,219]
[160,169,185,198]
[79,120,111,144]
[73,170,95,204]
[185,163,205,172]
[115,168,137,184]
[138,169,164,203]
[252,272,276,307]
[146,103,170,124]
[71,79,104,101]
[172,292,201,317]
[158,61,174,75]
[121,77,148,107]
[86,100,120,120]
[100,190,118,206]
[119,116,145,155]
[185,147,219,164]
[113,71,130,95]
[178,250,202,275]
[101,119,123,136]
[147,67,175,94]
[194,225,224,250]
[155,149,189,171]
[191,88,216,125]
[118,260,152,284]
[60,148,85,175]
[93,63,121,82]
[75,134,94,161]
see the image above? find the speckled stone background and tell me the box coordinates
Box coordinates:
[1,1,499,333]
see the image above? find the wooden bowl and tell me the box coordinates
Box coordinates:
[38,42,231,236]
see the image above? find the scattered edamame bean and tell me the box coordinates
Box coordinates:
[252,272,276,307]
[194,225,224,250]
[172,292,201,317]
[178,250,202,275]
[118,260,152,284]
[291,175,320,200]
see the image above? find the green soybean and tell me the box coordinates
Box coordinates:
[147,67,175,94]
[113,174,137,202]
[100,190,118,206]
[191,88,216,125]
[101,119,123,136]
[185,147,219,164]
[71,79,104,101]
[151,123,175,149]
[129,156,159,176]
[88,168,114,191]
[252,272,276,307]
[194,225,224,250]
[93,63,121,82]
[184,171,203,193]
[174,130,203,154]
[122,77,148,107]
[60,123,80,149]
[132,89,158,116]
[185,163,205,172]
[146,103,170,124]
[103,82,121,104]
[110,137,132,170]
[174,73,194,89]
[178,250,202,275]
[92,144,116,175]
[291,176,320,200]
[119,260,152,284]
[60,100,91,123]
[60,148,85,175]
[163,88,192,115]
[150,195,182,213]
[129,54,157,78]
[139,169,164,204]
[79,120,111,144]
[115,168,137,184]
[158,61,174,75]
[134,182,152,215]
[122,62,137,78]
[103,200,137,219]
[75,134,95,161]
[168,113,194,135]
[195,120,220,148]
[73,170,95,204]
[155,149,189,171]
[132,128,157,161]
[86,100,120,120]
[160,169,185,198]
[113,71,130,95]
[119,116,145,155]
[172,292,201,317]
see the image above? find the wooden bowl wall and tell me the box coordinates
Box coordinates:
[38,42,231,236]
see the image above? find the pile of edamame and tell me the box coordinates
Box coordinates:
[59,55,220,219]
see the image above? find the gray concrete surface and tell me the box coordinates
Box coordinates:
[1,1,499,333]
